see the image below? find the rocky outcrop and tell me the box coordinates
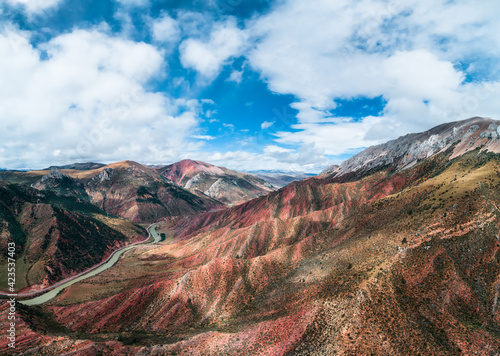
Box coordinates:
[323,117,500,177]
[2,161,224,223]
[158,159,276,206]
[319,164,339,175]
[41,168,69,181]
[82,161,223,223]
[90,167,113,182]
[9,148,500,355]
[31,168,88,199]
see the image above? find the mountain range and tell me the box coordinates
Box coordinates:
[1,117,500,355]
[0,160,300,224]
[323,116,500,177]
[157,159,276,206]
[0,161,223,223]
[248,170,316,188]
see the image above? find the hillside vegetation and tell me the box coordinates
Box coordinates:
[3,149,500,354]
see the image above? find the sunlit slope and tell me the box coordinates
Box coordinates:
[0,160,224,223]
[0,182,146,293]
[5,150,500,354]
[157,159,276,206]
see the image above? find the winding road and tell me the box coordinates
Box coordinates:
[0,223,161,306]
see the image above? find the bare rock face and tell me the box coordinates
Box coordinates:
[320,164,340,175]
[202,177,250,205]
[31,168,87,199]
[42,168,68,181]
[82,161,223,223]
[323,117,500,177]
[11,145,500,355]
[92,167,113,182]
[157,159,276,206]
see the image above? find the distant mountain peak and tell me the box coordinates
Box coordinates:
[162,159,227,182]
[157,159,275,206]
[45,162,105,171]
[106,160,143,169]
[323,117,500,178]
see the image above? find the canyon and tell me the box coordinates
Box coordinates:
[1,117,500,355]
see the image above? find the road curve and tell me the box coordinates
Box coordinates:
[0,223,161,305]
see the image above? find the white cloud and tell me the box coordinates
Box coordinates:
[116,0,149,7]
[192,135,215,140]
[180,18,247,80]
[264,143,326,165]
[264,145,292,154]
[201,99,215,105]
[6,0,62,14]
[151,14,180,44]
[204,110,216,118]
[261,121,274,129]
[176,11,213,38]
[382,50,463,102]
[0,27,201,169]
[186,144,327,173]
[246,0,500,157]
[275,117,382,156]
[227,70,243,84]
[5,0,500,173]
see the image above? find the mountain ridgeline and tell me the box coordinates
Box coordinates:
[157,159,276,206]
[0,160,287,223]
[2,117,500,355]
[0,161,224,223]
[323,116,500,178]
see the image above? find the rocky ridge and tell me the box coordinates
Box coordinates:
[44,162,105,171]
[0,161,223,223]
[323,117,500,177]
[157,159,276,206]
[3,118,500,354]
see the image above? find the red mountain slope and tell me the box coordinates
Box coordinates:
[3,119,500,354]
[157,159,275,206]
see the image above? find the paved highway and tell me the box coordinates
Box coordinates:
[0,223,160,306]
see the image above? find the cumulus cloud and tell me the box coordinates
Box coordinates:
[227,69,243,84]
[247,0,500,155]
[275,117,382,156]
[5,0,62,14]
[261,121,274,129]
[0,27,201,169]
[264,143,326,165]
[180,18,247,79]
[151,13,180,44]
[5,0,500,172]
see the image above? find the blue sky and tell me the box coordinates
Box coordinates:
[1,0,500,172]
